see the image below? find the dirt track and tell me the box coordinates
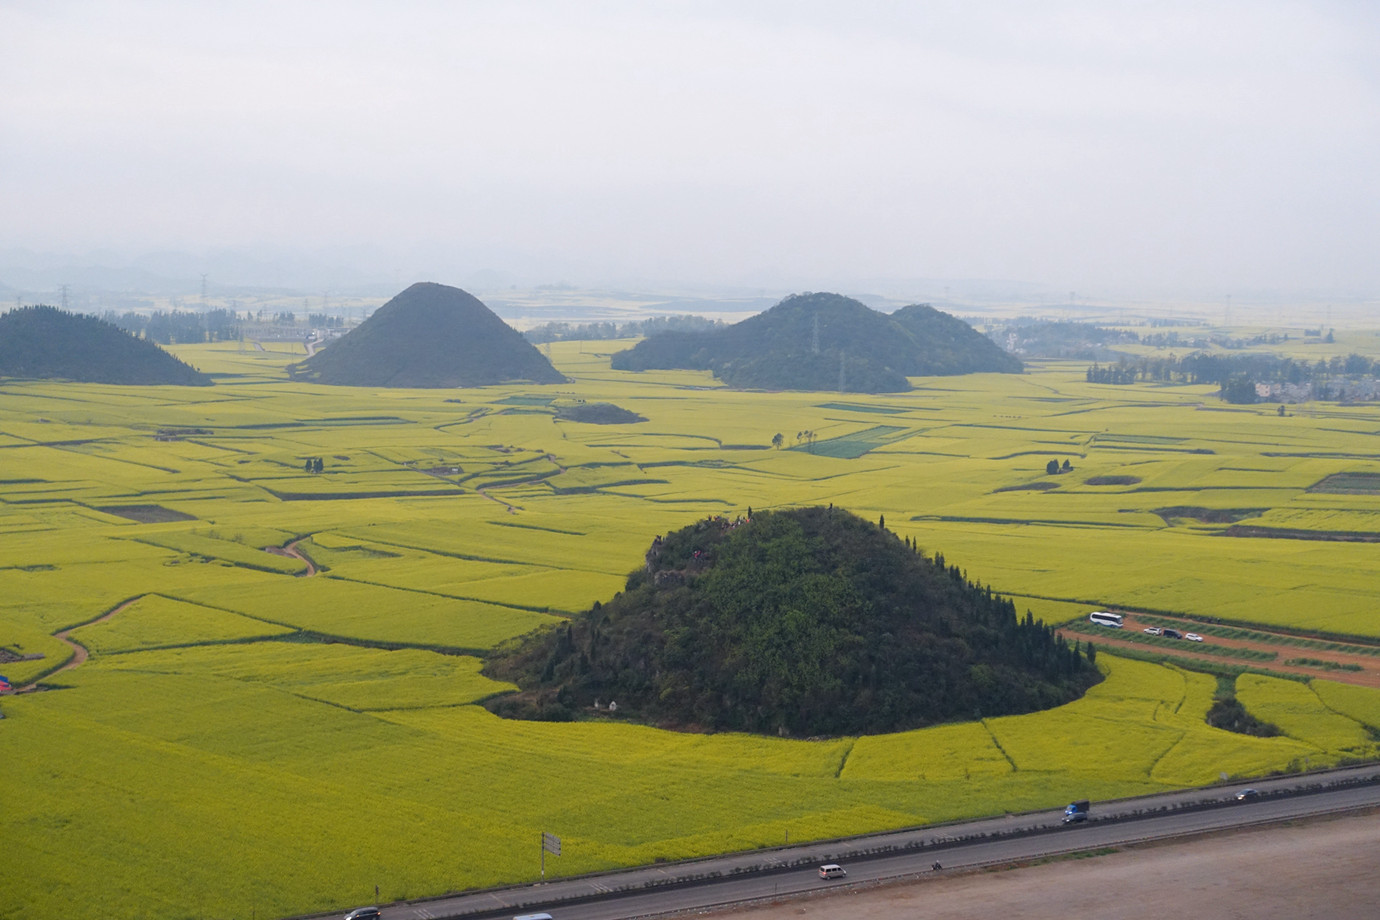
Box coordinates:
[18,594,144,691]
[1065,612,1380,688]
[265,538,319,576]
[714,811,1380,920]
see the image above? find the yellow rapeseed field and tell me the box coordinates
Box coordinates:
[3,336,1380,920]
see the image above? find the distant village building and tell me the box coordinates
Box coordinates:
[1255,377,1380,404]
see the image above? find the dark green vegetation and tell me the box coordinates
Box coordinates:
[1086,351,1380,403]
[1152,506,1266,524]
[0,305,212,386]
[609,293,1021,392]
[290,282,564,387]
[1284,658,1363,672]
[102,308,241,344]
[554,402,647,424]
[524,314,725,343]
[1207,696,1281,737]
[485,507,1100,736]
[987,318,1140,360]
[1311,472,1380,495]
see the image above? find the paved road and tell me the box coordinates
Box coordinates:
[333,765,1380,920]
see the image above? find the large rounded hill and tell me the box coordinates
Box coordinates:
[485,507,1100,736]
[609,292,1021,392]
[290,282,564,387]
[0,305,211,386]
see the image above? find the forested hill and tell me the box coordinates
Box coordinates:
[609,292,1021,392]
[0,305,211,386]
[889,303,1024,375]
[485,507,1100,737]
[290,282,564,387]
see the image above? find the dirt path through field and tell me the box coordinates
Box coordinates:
[714,811,1380,920]
[18,594,145,691]
[264,538,318,576]
[1064,613,1380,688]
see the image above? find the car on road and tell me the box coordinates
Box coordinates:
[1185,633,1204,642]
[818,864,847,879]
[1163,628,1183,639]
[1143,626,1163,636]
[343,909,382,920]
[1235,788,1260,801]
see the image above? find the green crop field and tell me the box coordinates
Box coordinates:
[3,336,1380,920]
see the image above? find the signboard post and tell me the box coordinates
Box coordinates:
[541,831,561,880]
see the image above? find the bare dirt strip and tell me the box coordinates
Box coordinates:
[264,538,319,576]
[1062,612,1380,688]
[18,594,146,691]
[712,810,1379,920]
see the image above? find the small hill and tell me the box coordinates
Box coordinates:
[290,282,564,387]
[485,507,1099,736]
[889,304,1024,375]
[0,305,211,386]
[554,402,647,424]
[609,292,1021,392]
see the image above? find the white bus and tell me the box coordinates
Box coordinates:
[1088,611,1124,628]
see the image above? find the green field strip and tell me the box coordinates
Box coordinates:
[910,514,1147,528]
[324,572,571,615]
[487,519,587,536]
[813,402,912,414]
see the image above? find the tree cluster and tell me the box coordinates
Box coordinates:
[485,507,1100,737]
[1086,352,1380,397]
[101,308,242,344]
[523,314,725,344]
[1206,696,1280,737]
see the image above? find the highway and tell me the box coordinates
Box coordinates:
[342,765,1380,920]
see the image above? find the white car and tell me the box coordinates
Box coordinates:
[1185,633,1204,642]
[1143,626,1162,636]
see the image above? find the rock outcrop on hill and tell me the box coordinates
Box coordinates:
[290,282,564,387]
[0,305,212,386]
[485,506,1099,736]
[609,292,1021,392]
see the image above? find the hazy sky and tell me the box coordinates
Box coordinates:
[3,1,1377,298]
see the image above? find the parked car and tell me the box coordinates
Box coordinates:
[1143,626,1163,636]
[344,909,382,920]
[1163,628,1183,639]
[1185,633,1204,642]
[1236,788,1260,801]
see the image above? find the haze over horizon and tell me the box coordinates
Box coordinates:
[3,1,1377,306]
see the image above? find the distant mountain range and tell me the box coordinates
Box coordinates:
[0,305,211,386]
[610,292,1021,391]
[288,282,565,388]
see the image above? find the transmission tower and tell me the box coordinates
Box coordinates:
[200,274,208,305]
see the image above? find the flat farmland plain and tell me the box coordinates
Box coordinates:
[3,338,1380,920]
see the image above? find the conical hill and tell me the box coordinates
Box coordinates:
[292,282,564,387]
